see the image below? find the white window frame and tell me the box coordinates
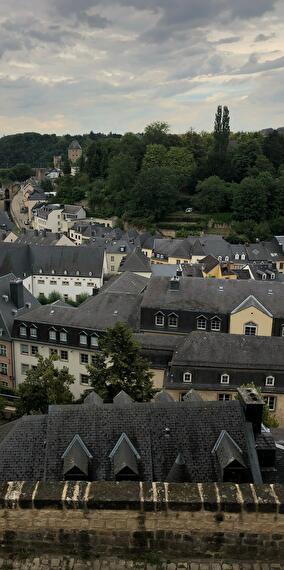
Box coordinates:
[155,313,165,327]
[197,316,207,330]
[183,372,192,383]
[21,363,29,375]
[60,350,68,361]
[49,329,57,341]
[30,326,37,338]
[218,393,231,402]
[90,335,98,348]
[20,344,29,355]
[19,325,27,337]
[244,322,257,336]
[0,345,7,357]
[79,332,88,346]
[220,373,230,384]
[80,353,89,364]
[60,330,67,343]
[211,317,221,331]
[266,376,275,387]
[264,395,276,411]
[241,254,246,261]
[168,313,178,328]
[0,363,7,375]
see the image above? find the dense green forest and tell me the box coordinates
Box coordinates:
[1,107,284,241]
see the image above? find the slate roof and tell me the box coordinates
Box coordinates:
[106,240,135,254]
[15,231,62,246]
[0,395,259,483]
[200,255,219,273]
[16,272,147,332]
[0,244,105,278]
[119,248,151,273]
[170,332,284,370]
[0,273,39,340]
[69,139,82,150]
[27,190,47,202]
[141,276,284,317]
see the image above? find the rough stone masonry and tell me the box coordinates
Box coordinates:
[1,481,284,560]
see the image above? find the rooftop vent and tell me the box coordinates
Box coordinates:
[268,289,273,295]
[1,295,8,303]
[218,286,224,292]
[170,276,180,291]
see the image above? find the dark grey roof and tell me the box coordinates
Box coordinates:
[119,248,151,273]
[84,391,104,407]
[62,436,90,477]
[69,139,82,150]
[0,244,105,278]
[64,205,84,215]
[0,274,39,340]
[16,272,146,332]
[151,264,179,277]
[113,391,134,407]
[212,430,247,477]
[170,332,284,370]
[0,396,257,483]
[106,240,135,254]
[15,231,62,246]
[154,390,174,403]
[141,276,284,317]
[200,255,219,273]
[111,436,139,477]
[166,453,191,482]
[27,190,47,202]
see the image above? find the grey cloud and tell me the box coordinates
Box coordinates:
[254,33,275,42]
[240,54,284,74]
[213,36,241,45]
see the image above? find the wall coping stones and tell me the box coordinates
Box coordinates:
[0,482,283,514]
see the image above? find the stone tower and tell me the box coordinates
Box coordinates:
[68,140,82,164]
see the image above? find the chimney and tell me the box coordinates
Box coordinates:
[10,279,24,309]
[169,276,180,291]
[237,387,264,434]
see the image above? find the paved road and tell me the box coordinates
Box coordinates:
[0,558,282,570]
[10,186,29,229]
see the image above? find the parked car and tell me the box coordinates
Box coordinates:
[185,207,193,213]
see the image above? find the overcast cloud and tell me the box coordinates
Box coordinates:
[0,0,283,134]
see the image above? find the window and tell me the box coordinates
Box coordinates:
[64,270,68,275]
[176,259,180,264]
[244,322,257,336]
[91,355,96,365]
[197,316,207,330]
[80,374,89,385]
[60,350,68,361]
[225,256,229,262]
[50,348,58,356]
[264,395,276,411]
[75,282,81,286]
[30,327,37,338]
[155,313,165,327]
[31,346,38,356]
[218,393,231,402]
[20,344,29,355]
[76,270,80,276]
[49,329,57,341]
[91,335,98,348]
[21,363,29,375]
[62,281,69,286]
[0,345,6,357]
[80,353,89,364]
[50,280,57,285]
[220,374,230,384]
[235,254,239,261]
[111,266,115,272]
[241,254,246,261]
[0,363,7,375]
[280,262,284,270]
[79,333,87,345]
[111,256,114,262]
[59,331,67,344]
[211,317,221,331]
[63,294,68,301]
[183,372,192,383]
[87,282,93,287]
[20,325,27,337]
[168,314,178,328]
[266,376,275,387]
[51,269,55,275]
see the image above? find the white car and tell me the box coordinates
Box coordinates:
[185,208,193,213]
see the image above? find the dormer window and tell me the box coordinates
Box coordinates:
[90,335,98,348]
[220,373,230,384]
[244,322,257,336]
[64,270,68,275]
[266,375,275,387]
[76,270,80,276]
[39,269,43,274]
[218,256,222,262]
[241,254,246,261]
[49,328,57,341]
[183,372,192,383]
[30,326,37,338]
[282,325,284,337]
[51,269,55,275]
[197,315,207,330]
[225,256,229,262]
[62,435,92,481]
[89,272,92,277]
[211,317,221,331]
[19,324,27,337]
[60,330,67,343]
[79,332,88,345]
[109,433,140,481]
[168,313,178,328]
[235,254,239,261]
[155,312,165,327]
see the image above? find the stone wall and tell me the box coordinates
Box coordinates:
[0,481,284,561]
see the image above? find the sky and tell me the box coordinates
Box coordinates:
[0,0,283,135]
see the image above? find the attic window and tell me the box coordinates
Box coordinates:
[220,373,230,384]
[266,375,275,387]
[39,269,43,274]
[62,435,92,482]
[89,272,92,277]
[211,317,221,331]
[225,256,229,262]
[64,270,68,275]
[76,270,80,276]
[19,324,27,337]
[90,335,98,348]
[51,270,55,275]
[241,254,246,260]
[168,313,178,328]
[244,322,257,336]
[235,254,239,261]
[197,316,207,330]
[109,433,140,482]
[183,372,192,383]
[155,312,165,327]
[79,332,88,345]
[49,329,57,341]
[60,330,67,343]
[30,326,37,338]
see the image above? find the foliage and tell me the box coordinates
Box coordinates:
[143,121,170,146]
[38,291,89,307]
[128,166,180,222]
[16,354,74,415]
[87,322,155,402]
[237,383,279,428]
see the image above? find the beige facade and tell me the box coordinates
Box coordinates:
[68,148,82,164]
[0,341,13,389]
[106,252,127,273]
[230,306,273,336]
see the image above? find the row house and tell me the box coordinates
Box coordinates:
[33,204,86,233]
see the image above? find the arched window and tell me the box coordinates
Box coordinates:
[183,372,192,383]
[266,376,275,387]
[197,316,207,330]
[220,373,230,384]
[211,317,221,331]
[244,322,257,336]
